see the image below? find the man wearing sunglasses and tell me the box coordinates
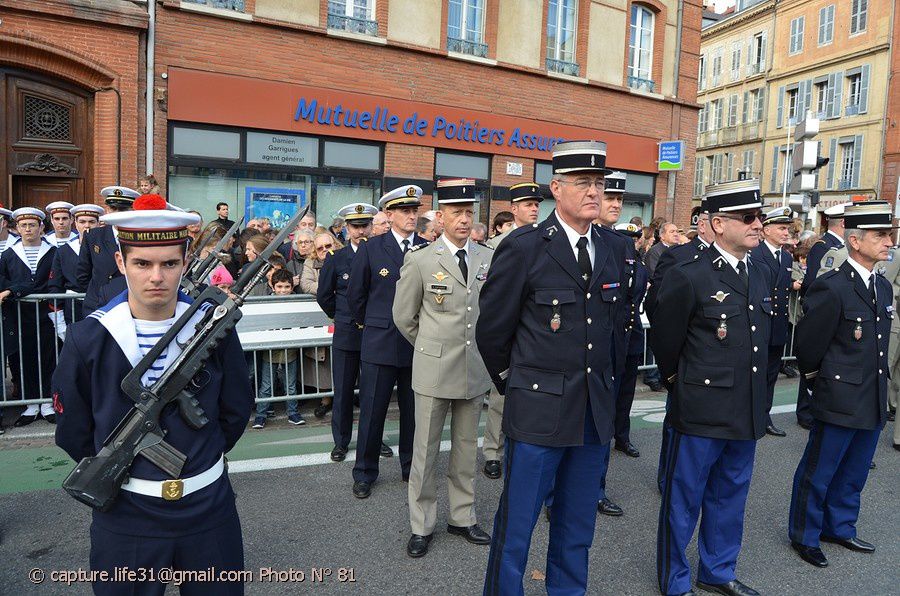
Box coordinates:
[651,179,770,596]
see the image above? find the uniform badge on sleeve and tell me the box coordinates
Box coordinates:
[825,256,834,268]
[379,268,389,277]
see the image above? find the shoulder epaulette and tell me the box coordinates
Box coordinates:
[409,242,429,252]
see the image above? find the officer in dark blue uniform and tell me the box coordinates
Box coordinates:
[788,200,893,569]
[750,206,797,438]
[50,204,105,326]
[1,208,57,426]
[647,201,714,493]
[651,180,769,596]
[477,141,628,595]
[796,203,848,429]
[347,185,427,499]
[54,196,251,595]
[316,202,378,462]
[76,186,139,314]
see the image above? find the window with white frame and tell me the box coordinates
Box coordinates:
[448,0,486,56]
[789,17,804,55]
[731,41,741,81]
[742,150,755,177]
[711,49,722,86]
[727,95,738,127]
[547,0,578,69]
[327,0,377,36]
[694,158,705,196]
[698,55,706,91]
[815,81,828,117]
[628,5,654,90]
[750,32,765,74]
[839,139,855,188]
[698,104,708,134]
[787,88,799,123]
[850,0,867,35]
[847,72,862,111]
[818,5,834,46]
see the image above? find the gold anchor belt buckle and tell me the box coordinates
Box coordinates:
[162,479,184,500]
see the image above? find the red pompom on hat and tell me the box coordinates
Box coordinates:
[133,194,167,211]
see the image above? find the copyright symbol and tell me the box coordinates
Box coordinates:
[29,568,45,584]
[158,567,172,584]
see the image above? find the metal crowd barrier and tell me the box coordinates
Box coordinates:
[0,292,801,411]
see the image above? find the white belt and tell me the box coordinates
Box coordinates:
[121,455,225,501]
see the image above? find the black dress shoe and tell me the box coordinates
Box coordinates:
[647,381,665,392]
[765,424,786,437]
[13,414,37,427]
[380,442,393,457]
[406,534,433,558]
[352,481,371,499]
[544,506,551,522]
[893,443,900,452]
[43,413,56,425]
[821,535,875,553]
[330,446,348,462]
[313,403,332,418]
[483,460,502,479]
[695,579,759,596]
[447,524,491,545]
[780,364,799,378]
[597,498,624,516]
[791,542,828,567]
[615,441,640,457]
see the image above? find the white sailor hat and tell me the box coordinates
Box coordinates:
[508,182,543,202]
[100,185,140,208]
[12,207,45,223]
[436,179,479,204]
[823,203,851,218]
[762,206,794,225]
[705,179,763,213]
[339,202,379,223]
[378,185,423,210]
[101,194,200,246]
[45,201,75,216]
[614,222,641,237]
[70,204,106,219]
[605,171,627,194]
[551,140,612,175]
[843,201,898,230]
[0,207,12,220]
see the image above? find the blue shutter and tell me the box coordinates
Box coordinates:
[770,145,779,191]
[831,71,843,119]
[852,134,863,188]
[859,64,870,114]
[777,85,785,128]
[827,138,837,189]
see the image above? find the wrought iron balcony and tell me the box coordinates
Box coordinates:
[328,10,378,36]
[628,76,656,93]
[546,58,580,77]
[447,36,488,58]
[183,0,245,10]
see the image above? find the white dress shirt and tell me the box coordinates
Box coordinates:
[555,213,595,268]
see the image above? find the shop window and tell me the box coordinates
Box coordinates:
[172,127,240,160]
[435,150,490,219]
[322,140,381,170]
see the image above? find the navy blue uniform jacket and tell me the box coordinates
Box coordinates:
[649,247,771,441]
[801,231,843,297]
[347,232,426,367]
[796,262,891,431]
[76,225,123,312]
[317,243,363,352]
[0,238,56,354]
[53,290,253,537]
[49,238,81,293]
[476,212,628,447]
[750,243,793,346]
[645,236,707,321]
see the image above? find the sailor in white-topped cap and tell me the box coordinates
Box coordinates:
[44,201,77,247]
[54,193,250,595]
[0,206,13,254]
[1,207,57,427]
[99,185,140,213]
[50,205,109,328]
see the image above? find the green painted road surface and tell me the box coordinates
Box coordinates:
[0,381,801,496]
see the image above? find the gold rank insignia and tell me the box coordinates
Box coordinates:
[432,272,448,282]
[162,479,184,500]
[94,245,100,254]
[711,291,730,303]
[379,268,389,277]
[435,295,445,305]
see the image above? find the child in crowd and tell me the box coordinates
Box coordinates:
[252,269,304,428]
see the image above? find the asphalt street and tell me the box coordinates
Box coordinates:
[0,390,897,595]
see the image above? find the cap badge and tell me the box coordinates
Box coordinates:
[355,204,365,213]
[406,186,416,197]
[432,272,448,282]
[711,291,730,303]
[590,155,595,166]
[379,268,389,277]
[113,189,123,197]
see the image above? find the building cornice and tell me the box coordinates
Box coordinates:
[701,1,776,38]
[767,43,891,83]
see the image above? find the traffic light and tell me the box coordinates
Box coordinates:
[789,112,829,193]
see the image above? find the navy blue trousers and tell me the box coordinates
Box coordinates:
[90,513,244,596]
[330,348,360,449]
[789,421,880,547]
[765,346,783,426]
[656,392,673,494]
[352,361,414,483]
[614,353,641,445]
[484,411,605,596]
[657,432,756,595]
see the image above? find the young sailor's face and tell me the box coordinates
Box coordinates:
[117,245,187,312]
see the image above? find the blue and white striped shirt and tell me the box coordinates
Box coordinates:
[133,317,175,386]
[23,245,40,273]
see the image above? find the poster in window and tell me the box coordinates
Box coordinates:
[244,187,307,230]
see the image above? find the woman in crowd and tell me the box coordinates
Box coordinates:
[285,229,316,289]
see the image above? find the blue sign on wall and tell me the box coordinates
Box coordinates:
[244,187,306,230]
[658,140,685,171]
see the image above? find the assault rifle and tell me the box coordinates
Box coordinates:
[181,216,244,298]
[62,206,308,511]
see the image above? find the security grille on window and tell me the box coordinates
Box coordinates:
[818,5,834,46]
[327,0,377,36]
[23,95,71,142]
[448,0,487,57]
[789,17,804,55]
[546,0,578,75]
[628,5,654,92]
[850,0,867,35]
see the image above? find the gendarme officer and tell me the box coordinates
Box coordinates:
[789,200,893,568]
[651,180,770,596]
[477,140,627,595]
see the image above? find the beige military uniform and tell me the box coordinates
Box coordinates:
[882,248,900,447]
[393,237,493,535]
[815,245,849,277]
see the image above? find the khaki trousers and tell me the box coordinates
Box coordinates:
[482,388,505,461]
[408,392,485,536]
[889,324,900,446]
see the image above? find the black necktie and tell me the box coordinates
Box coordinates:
[402,239,410,254]
[456,249,468,282]
[869,274,876,306]
[576,237,592,281]
[737,260,748,289]
[774,249,781,265]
